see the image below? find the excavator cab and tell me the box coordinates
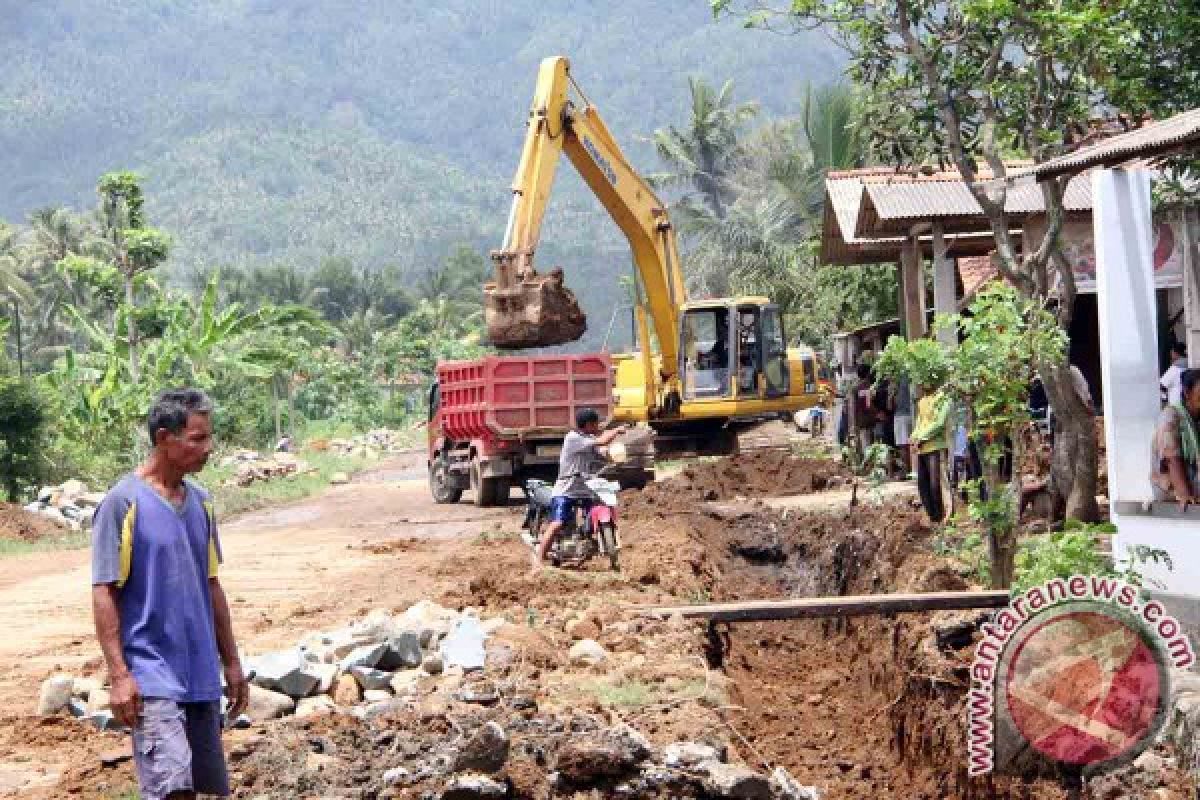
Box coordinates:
[679,300,790,402]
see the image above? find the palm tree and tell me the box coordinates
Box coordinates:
[649,77,759,221]
[676,82,866,310]
[0,222,37,374]
[418,245,486,326]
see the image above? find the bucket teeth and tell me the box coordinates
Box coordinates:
[484,267,587,349]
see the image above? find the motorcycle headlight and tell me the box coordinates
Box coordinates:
[608,441,627,462]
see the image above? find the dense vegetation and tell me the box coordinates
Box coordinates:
[0,3,901,498]
[2,1,845,340]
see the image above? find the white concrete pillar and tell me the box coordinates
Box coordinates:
[1094,168,1158,508]
[1093,169,1200,597]
[931,221,957,347]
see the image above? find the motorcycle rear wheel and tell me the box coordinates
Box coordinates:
[598,522,620,571]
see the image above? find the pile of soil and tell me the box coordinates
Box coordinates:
[629,451,847,513]
[0,503,68,542]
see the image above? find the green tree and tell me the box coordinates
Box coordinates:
[20,207,92,366]
[0,378,49,501]
[876,283,1067,587]
[0,222,35,374]
[714,0,1186,521]
[650,77,759,223]
[92,172,171,383]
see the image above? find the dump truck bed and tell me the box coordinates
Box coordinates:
[435,354,613,441]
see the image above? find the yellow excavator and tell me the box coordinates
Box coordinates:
[484,56,824,453]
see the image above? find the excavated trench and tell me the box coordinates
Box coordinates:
[622,452,1083,799]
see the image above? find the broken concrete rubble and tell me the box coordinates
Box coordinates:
[377,631,423,669]
[339,641,388,671]
[25,480,103,531]
[700,761,772,800]
[665,741,720,767]
[36,674,74,716]
[295,694,336,718]
[454,721,510,773]
[349,665,393,691]
[442,616,488,670]
[249,650,321,698]
[568,638,609,667]
[246,686,296,720]
[439,773,508,799]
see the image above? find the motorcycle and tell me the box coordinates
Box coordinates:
[520,476,621,570]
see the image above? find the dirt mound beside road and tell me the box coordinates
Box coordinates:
[630,451,847,514]
[0,503,69,542]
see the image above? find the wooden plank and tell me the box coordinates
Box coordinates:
[637,590,1010,623]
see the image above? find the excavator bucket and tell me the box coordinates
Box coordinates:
[484,254,587,349]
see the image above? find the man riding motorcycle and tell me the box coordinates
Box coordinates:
[531,408,627,572]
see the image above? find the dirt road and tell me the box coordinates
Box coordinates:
[0,452,515,716]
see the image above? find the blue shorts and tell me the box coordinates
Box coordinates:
[133,698,230,799]
[549,496,591,524]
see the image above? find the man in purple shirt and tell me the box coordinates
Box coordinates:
[92,389,247,799]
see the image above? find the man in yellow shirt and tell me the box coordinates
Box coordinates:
[910,387,950,522]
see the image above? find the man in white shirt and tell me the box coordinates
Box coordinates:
[1161,344,1188,407]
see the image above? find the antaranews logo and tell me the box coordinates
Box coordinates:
[967,575,1194,776]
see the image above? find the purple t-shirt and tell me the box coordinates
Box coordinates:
[91,475,224,702]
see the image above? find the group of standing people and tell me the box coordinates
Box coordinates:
[842,362,914,478]
[1152,343,1200,507]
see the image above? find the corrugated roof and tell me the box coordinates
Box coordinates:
[1025,107,1200,181]
[820,176,1002,265]
[855,174,1092,237]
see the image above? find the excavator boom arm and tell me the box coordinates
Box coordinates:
[487,56,686,377]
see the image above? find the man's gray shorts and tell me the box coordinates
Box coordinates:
[133,698,230,799]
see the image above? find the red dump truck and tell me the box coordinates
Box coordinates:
[426,354,651,507]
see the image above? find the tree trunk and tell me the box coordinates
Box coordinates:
[286,374,296,438]
[1041,364,1100,522]
[271,375,282,442]
[986,457,1017,589]
[125,273,139,383]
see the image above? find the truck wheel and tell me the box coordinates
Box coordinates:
[471,462,507,507]
[598,523,620,571]
[429,454,462,504]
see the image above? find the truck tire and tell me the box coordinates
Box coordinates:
[470,461,508,507]
[429,454,462,504]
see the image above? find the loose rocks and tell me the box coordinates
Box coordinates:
[37,674,74,716]
[295,695,336,718]
[332,674,361,706]
[439,773,508,799]
[246,686,295,721]
[378,631,423,670]
[555,724,650,783]
[454,721,510,773]
[665,742,720,767]
[568,639,609,667]
[700,761,772,800]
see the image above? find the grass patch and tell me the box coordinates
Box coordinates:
[474,529,522,545]
[588,679,656,708]
[201,450,370,519]
[0,529,91,557]
[584,677,724,709]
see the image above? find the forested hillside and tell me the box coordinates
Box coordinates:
[2,0,843,328]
